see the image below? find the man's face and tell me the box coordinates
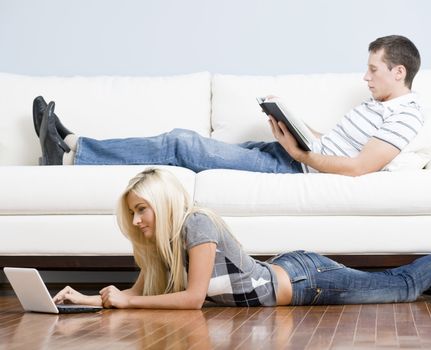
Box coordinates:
[363,49,400,102]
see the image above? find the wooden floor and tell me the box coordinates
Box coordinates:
[2,296,431,349]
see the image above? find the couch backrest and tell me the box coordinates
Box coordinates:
[0,72,211,165]
[211,70,431,146]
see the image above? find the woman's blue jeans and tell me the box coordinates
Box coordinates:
[270,251,431,305]
[75,128,303,173]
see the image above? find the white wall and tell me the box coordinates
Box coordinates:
[0,0,429,76]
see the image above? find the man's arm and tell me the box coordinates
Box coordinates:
[269,117,400,176]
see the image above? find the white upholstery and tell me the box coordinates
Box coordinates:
[227,216,431,255]
[194,169,431,216]
[0,165,196,214]
[1,70,431,256]
[0,215,131,255]
[4,215,431,255]
[211,73,369,142]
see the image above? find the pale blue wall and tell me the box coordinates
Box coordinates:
[0,0,429,76]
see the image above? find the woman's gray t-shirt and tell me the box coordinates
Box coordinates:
[182,212,278,306]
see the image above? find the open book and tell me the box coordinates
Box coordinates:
[257,97,316,152]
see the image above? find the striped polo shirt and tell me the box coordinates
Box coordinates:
[304,92,423,173]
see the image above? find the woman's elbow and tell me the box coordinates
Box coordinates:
[190,302,204,310]
[183,300,204,310]
[185,292,206,309]
[191,296,206,309]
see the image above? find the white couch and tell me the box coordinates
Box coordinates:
[1,71,431,267]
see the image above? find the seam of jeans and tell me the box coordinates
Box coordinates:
[311,288,322,305]
[293,251,315,289]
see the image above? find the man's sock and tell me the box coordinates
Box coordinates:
[64,134,78,152]
[62,150,75,165]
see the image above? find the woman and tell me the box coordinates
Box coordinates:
[53,168,431,309]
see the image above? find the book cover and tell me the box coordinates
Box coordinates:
[257,97,315,152]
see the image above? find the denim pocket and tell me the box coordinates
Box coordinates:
[270,252,309,283]
[291,275,307,283]
[316,264,345,273]
[305,253,345,273]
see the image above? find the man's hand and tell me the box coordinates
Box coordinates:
[268,115,400,176]
[268,116,308,162]
[99,285,131,308]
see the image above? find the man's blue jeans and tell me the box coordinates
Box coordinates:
[75,128,303,173]
[270,251,431,305]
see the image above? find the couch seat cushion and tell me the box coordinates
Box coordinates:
[194,169,431,216]
[0,165,196,214]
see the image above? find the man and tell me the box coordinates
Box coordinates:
[35,35,423,176]
[271,35,422,175]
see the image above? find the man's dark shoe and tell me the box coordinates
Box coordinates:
[39,101,71,165]
[33,96,47,137]
[32,96,73,139]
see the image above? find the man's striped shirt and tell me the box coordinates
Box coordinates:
[305,93,423,173]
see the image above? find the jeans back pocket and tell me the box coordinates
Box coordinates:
[305,252,345,272]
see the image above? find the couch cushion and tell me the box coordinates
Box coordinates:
[0,215,133,255]
[0,165,196,214]
[211,72,369,143]
[194,169,431,216]
[224,216,431,255]
[0,72,211,165]
[3,215,430,255]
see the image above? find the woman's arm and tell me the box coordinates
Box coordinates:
[100,242,216,309]
[52,269,146,306]
[52,286,103,306]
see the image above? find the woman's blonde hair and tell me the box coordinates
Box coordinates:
[117,168,229,296]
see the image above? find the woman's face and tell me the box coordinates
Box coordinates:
[127,191,156,239]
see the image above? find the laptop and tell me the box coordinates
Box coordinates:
[3,267,103,314]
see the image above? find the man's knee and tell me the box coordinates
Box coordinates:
[168,129,204,146]
[169,128,199,138]
[166,129,204,154]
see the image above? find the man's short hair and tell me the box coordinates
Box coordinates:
[369,35,421,89]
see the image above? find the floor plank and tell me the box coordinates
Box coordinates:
[2,295,431,349]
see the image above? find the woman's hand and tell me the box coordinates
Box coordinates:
[99,285,131,308]
[52,286,88,305]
